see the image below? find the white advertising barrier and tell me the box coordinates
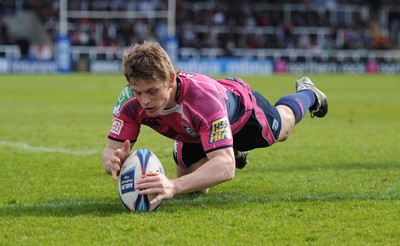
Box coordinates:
[0,59,57,73]
[274,60,400,74]
[90,60,122,74]
[0,59,9,73]
[87,59,400,74]
[89,58,274,75]
[1,58,400,74]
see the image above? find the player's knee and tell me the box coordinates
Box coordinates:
[276,105,295,142]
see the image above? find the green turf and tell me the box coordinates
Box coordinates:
[0,74,399,245]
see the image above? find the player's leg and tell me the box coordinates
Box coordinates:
[275,76,328,141]
[232,91,282,168]
[275,104,296,141]
[295,76,328,118]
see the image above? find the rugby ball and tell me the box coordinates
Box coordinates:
[118,148,165,212]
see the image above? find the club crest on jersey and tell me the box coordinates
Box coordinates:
[111,118,124,135]
[208,117,231,144]
[114,85,133,116]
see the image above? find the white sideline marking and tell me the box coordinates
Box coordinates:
[0,200,118,208]
[0,141,97,156]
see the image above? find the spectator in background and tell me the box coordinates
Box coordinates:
[0,20,15,45]
[7,0,397,54]
[30,43,52,60]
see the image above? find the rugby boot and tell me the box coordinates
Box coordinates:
[295,76,328,118]
[234,149,249,169]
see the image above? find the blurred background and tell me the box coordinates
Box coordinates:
[0,0,399,74]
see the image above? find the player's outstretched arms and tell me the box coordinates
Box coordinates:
[136,172,176,205]
[136,147,235,204]
[102,139,132,180]
[173,148,236,194]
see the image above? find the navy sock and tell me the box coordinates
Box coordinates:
[275,89,316,124]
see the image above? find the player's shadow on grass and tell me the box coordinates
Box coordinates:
[165,190,400,211]
[0,199,125,217]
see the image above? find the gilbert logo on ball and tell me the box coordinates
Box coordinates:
[118,148,164,212]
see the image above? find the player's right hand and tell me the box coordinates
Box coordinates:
[111,140,131,180]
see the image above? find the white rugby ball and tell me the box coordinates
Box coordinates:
[118,148,165,212]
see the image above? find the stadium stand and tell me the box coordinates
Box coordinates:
[0,0,399,62]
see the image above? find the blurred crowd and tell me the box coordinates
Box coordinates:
[1,0,399,58]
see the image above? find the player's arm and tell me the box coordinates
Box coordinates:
[102,139,134,180]
[174,147,236,193]
[136,147,236,204]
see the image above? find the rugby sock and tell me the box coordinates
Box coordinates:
[275,89,316,124]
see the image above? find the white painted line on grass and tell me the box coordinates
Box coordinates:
[0,200,118,208]
[0,141,97,156]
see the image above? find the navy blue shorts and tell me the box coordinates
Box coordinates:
[173,89,281,168]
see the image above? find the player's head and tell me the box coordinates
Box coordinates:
[123,41,177,116]
[123,41,176,86]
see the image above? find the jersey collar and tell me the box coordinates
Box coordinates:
[175,76,182,104]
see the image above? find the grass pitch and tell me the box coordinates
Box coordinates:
[0,74,399,245]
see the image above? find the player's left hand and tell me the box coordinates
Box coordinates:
[136,172,177,205]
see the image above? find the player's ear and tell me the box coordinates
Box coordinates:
[168,72,176,88]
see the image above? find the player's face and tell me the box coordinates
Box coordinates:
[130,79,174,117]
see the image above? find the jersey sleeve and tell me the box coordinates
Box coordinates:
[199,115,233,153]
[107,85,140,142]
[178,73,234,153]
[107,114,140,142]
